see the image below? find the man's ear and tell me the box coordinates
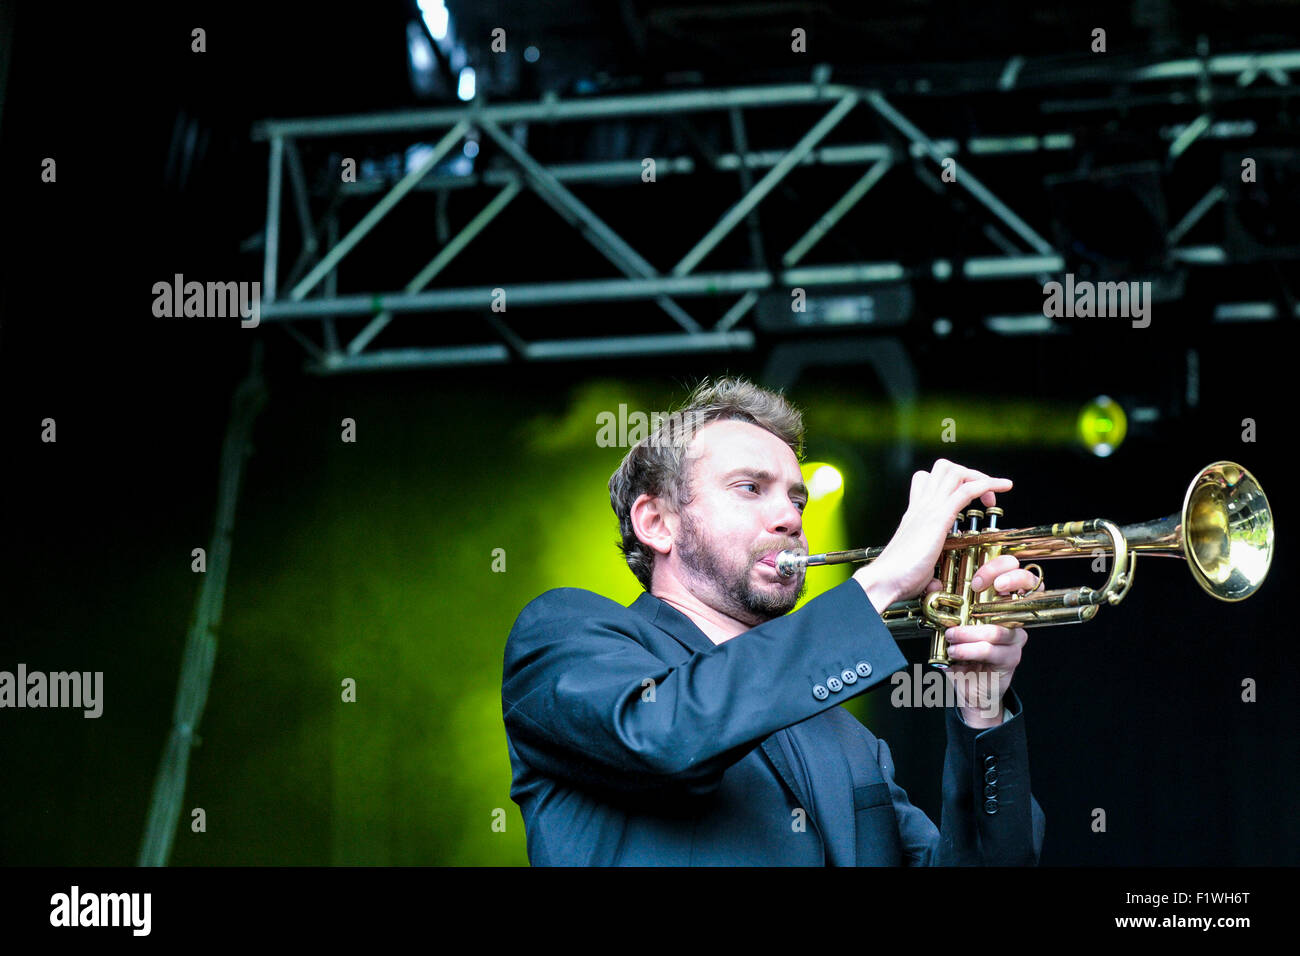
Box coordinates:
[630,493,676,557]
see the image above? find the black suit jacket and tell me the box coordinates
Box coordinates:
[502,577,1046,865]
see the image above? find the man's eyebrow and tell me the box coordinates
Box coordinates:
[720,468,809,498]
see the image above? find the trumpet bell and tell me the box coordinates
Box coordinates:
[1182,461,1273,602]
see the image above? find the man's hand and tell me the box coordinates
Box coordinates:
[851,461,1031,727]
[943,552,1034,728]
[853,459,1013,610]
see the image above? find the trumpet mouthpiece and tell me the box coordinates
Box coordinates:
[775,549,807,577]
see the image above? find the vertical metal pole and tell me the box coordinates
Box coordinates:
[264,137,284,302]
[137,345,268,866]
[728,107,767,269]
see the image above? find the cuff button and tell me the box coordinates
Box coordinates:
[813,684,829,701]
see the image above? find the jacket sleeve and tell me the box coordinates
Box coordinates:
[501,580,908,795]
[877,687,1046,865]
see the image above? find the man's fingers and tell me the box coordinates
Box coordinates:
[971,556,1038,593]
[993,570,1039,594]
[946,624,1027,646]
[945,641,1022,668]
[915,462,1013,516]
[910,469,928,500]
[945,477,1012,521]
[971,554,1019,589]
[930,460,991,497]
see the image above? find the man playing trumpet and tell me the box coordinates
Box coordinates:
[502,377,1045,865]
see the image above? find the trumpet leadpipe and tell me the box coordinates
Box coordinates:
[773,523,1084,579]
[775,546,881,577]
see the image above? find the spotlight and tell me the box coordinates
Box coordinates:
[457,67,476,101]
[418,0,449,41]
[1077,396,1127,457]
[406,22,437,97]
[806,464,844,500]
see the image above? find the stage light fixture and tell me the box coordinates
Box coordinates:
[1078,395,1127,457]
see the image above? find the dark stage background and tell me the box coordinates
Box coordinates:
[1,0,1296,868]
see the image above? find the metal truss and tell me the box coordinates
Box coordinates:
[252,50,1300,372]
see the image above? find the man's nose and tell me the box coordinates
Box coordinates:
[769,500,803,538]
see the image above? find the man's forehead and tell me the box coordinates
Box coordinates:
[689,419,800,475]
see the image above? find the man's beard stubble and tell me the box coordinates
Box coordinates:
[676,508,807,626]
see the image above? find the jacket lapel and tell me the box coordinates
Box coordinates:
[629,592,858,865]
[629,592,716,655]
[630,594,815,801]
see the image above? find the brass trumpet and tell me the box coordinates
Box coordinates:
[776,461,1273,668]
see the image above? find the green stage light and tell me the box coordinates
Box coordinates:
[807,464,844,500]
[1078,395,1127,457]
[796,462,849,608]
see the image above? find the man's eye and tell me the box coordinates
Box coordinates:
[794,500,807,512]
[739,482,759,493]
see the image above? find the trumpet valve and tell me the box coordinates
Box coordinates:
[985,506,1002,530]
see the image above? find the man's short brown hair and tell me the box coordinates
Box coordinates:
[608,377,805,590]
